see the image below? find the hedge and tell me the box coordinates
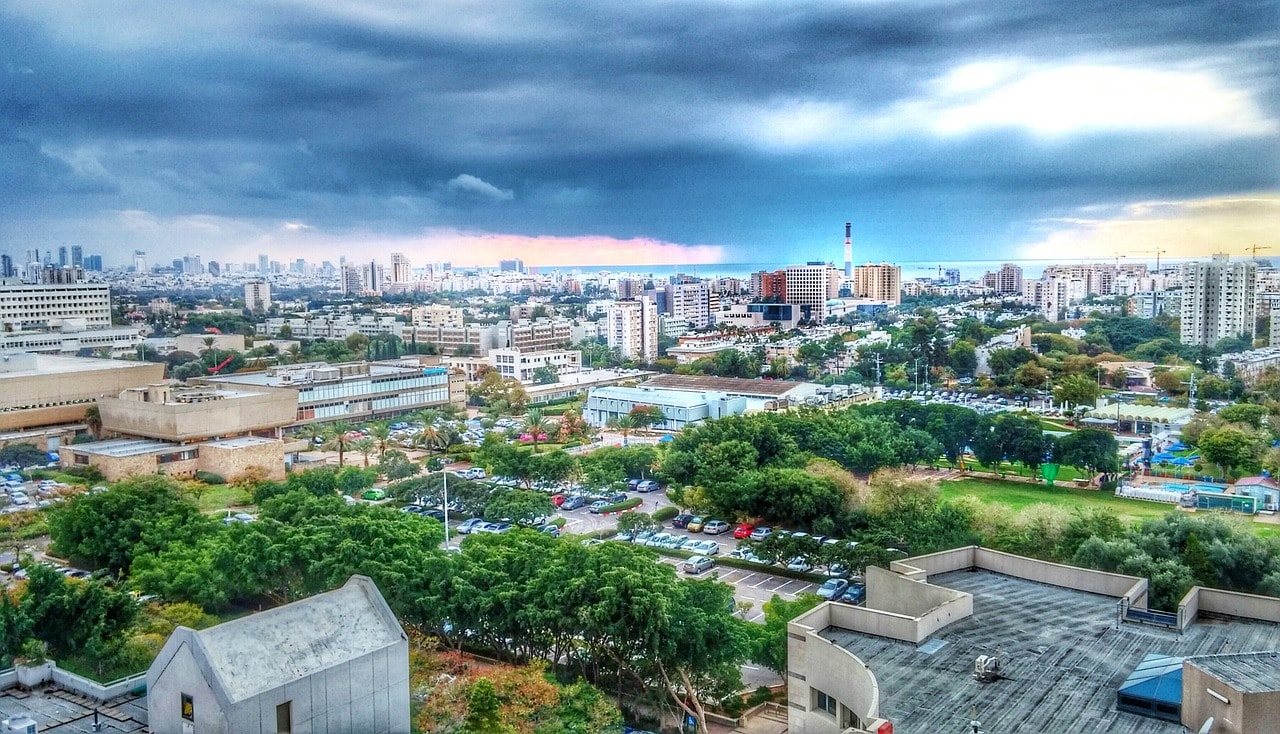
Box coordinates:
[653,506,678,522]
[596,497,643,514]
[194,471,226,485]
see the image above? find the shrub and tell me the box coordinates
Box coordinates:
[595,497,642,514]
[653,506,678,522]
[194,471,226,485]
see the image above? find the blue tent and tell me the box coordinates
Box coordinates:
[1170,457,1193,466]
[658,435,674,443]
[1117,654,1183,722]
[1152,452,1176,462]
[1167,442,1189,452]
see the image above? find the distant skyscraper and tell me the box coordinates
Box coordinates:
[84,255,103,272]
[982,263,1024,295]
[341,264,362,295]
[58,246,68,267]
[391,252,412,283]
[133,250,147,273]
[944,268,961,286]
[207,260,221,277]
[843,222,853,278]
[0,255,11,278]
[1180,255,1257,347]
[499,258,524,273]
[70,245,83,268]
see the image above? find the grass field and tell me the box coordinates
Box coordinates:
[195,484,252,511]
[941,477,1280,536]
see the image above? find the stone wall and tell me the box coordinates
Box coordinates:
[199,440,285,481]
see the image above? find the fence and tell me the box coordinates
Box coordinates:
[0,660,146,703]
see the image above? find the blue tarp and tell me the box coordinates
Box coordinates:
[1170,457,1193,466]
[1167,442,1189,452]
[1152,452,1177,462]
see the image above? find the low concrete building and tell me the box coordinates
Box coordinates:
[584,385,747,430]
[0,351,164,434]
[62,435,285,481]
[1181,652,1280,734]
[98,382,296,443]
[147,575,409,734]
[174,333,246,354]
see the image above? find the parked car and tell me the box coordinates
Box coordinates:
[456,518,486,534]
[686,516,706,533]
[551,494,567,507]
[635,480,661,493]
[702,520,730,535]
[733,523,755,539]
[560,495,586,510]
[838,583,867,605]
[816,578,849,600]
[749,526,773,542]
[588,500,610,514]
[645,532,674,548]
[786,556,814,572]
[683,556,716,574]
[361,489,386,501]
[671,514,695,529]
[633,530,656,545]
[538,524,561,538]
[685,539,720,555]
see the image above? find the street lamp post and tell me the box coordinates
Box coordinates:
[441,468,452,549]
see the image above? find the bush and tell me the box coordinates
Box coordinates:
[653,506,678,522]
[595,497,642,514]
[194,471,226,485]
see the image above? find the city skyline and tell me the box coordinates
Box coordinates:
[2,1,1278,267]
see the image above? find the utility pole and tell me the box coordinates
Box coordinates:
[1182,373,1198,408]
[442,468,451,549]
[914,357,921,392]
[874,353,883,386]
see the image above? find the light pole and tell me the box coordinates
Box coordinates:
[441,468,452,549]
[914,357,922,392]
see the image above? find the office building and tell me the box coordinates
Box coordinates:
[133,250,147,273]
[750,269,787,300]
[944,268,961,285]
[851,263,903,306]
[607,297,659,363]
[785,263,841,322]
[0,282,112,332]
[391,252,412,283]
[84,254,103,271]
[490,347,582,383]
[0,352,164,435]
[0,255,11,278]
[258,253,269,274]
[499,258,525,273]
[57,246,68,268]
[244,280,272,313]
[1180,255,1257,346]
[341,264,363,295]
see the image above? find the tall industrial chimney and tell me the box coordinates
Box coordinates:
[844,222,853,278]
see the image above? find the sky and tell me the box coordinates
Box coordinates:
[2,0,1278,270]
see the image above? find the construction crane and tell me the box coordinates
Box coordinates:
[1135,248,1167,270]
[1248,243,1271,261]
[207,355,235,374]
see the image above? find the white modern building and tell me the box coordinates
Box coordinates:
[607,297,659,363]
[1180,255,1257,347]
[584,385,747,430]
[490,347,582,383]
[147,575,409,734]
[785,264,841,322]
[244,280,272,312]
[0,281,112,332]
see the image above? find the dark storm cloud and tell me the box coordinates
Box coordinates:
[1,0,1276,263]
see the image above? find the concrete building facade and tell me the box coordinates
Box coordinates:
[851,263,902,306]
[0,282,111,332]
[147,575,409,734]
[0,352,164,433]
[1180,255,1257,347]
[490,348,581,383]
[785,264,841,322]
[244,280,272,312]
[607,297,659,363]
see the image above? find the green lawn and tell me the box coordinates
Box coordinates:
[933,460,1085,482]
[942,477,1280,536]
[194,484,252,511]
[940,477,1178,523]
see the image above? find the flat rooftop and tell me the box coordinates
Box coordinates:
[642,373,799,396]
[1187,651,1280,693]
[204,436,277,449]
[0,688,146,732]
[69,438,181,458]
[0,353,152,378]
[822,570,1280,734]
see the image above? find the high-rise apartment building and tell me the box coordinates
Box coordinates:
[133,250,147,273]
[341,265,362,295]
[982,263,1024,295]
[245,280,272,313]
[784,263,840,322]
[750,270,787,301]
[607,297,659,363]
[1180,255,1257,347]
[852,263,903,306]
[391,252,413,283]
[258,254,269,274]
[0,255,11,279]
[499,259,524,273]
[84,255,103,272]
[665,282,713,329]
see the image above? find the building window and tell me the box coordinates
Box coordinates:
[276,701,292,733]
[814,689,837,716]
[181,693,194,721]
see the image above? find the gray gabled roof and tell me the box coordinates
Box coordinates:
[151,576,404,704]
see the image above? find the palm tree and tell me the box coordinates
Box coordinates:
[353,437,376,468]
[524,408,550,454]
[438,402,465,422]
[414,425,442,456]
[298,423,325,451]
[322,421,355,467]
[606,413,638,447]
[368,422,392,457]
[84,405,103,440]
[414,408,442,431]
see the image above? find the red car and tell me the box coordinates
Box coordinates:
[551,494,566,507]
[733,523,755,540]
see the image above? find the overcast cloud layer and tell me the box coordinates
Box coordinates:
[3,0,1278,268]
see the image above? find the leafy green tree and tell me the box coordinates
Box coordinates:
[1056,429,1120,476]
[1198,427,1262,476]
[616,511,663,536]
[529,451,575,485]
[48,475,215,576]
[464,678,510,734]
[751,593,822,677]
[524,408,550,454]
[1053,374,1101,413]
[949,340,978,375]
[322,421,356,467]
[1218,403,1268,429]
[483,489,555,525]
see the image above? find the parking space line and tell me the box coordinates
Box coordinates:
[748,612,764,623]
[781,583,816,597]
[719,571,747,584]
[750,576,774,588]
[773,580,804,594]
[732,572,758,585]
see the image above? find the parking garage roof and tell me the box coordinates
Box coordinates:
[821,570,1280,733]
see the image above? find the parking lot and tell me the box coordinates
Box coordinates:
[657,556,819,622]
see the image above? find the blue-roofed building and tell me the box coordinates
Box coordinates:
[1117,654,1184,722]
